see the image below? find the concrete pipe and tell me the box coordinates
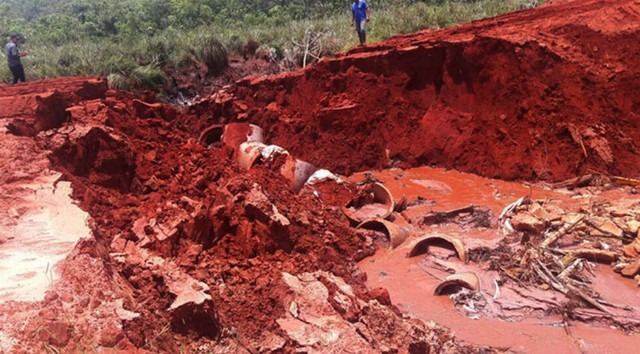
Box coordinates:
[222,123,264,150]
[280,156,318,193]
[342,182,395,223]
[407,234,466,262]
[198,124,224,147]
[356,218,410,249]
[236,141,267,170]
[433,272,480,295]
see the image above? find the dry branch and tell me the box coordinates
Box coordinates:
[540,215,585,249]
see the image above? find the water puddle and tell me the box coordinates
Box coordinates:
[0,174,90,303]
[354,166,639,353]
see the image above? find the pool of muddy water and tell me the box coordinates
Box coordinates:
[354,167,639,353]
[0,174,90,303]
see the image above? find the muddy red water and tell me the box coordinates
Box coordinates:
[355,167,639,353]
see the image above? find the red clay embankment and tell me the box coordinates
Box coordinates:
[190,0,640,181]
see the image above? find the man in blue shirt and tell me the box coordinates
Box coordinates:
[5,34,28,84]
[351,0,370,46]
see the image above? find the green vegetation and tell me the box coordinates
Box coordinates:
[0,0,535,88]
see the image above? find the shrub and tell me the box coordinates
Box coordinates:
[195,36,228,76]
[129,63,168,90]
[107,73,129,90]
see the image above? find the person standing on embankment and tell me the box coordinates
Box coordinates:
[5,34,28,84]
[352,0,371,46]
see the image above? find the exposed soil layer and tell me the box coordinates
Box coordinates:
[188,0,640,181]
[0,79,479,353]
[2,1,640,352]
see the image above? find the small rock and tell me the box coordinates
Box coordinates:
[528,203,548,220]
[43,291,59,305]
[623,220,640,235]
[511,213,545,234]
[598,219,624,237]
[144,150,157,161]
[621,260,640,278]
[39,321,72,347]
[60,293,74,303]
[110,234,128,253]
[622,239,640,258]
[370,287,391,306]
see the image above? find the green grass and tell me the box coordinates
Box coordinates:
[1,0,535,88]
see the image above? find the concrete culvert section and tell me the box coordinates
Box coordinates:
[198,124,224,147]
[434,272,481,296]
[356,218,410,249]
[407,234,467,262]
[343,182,395,223]
[198,123,264,150]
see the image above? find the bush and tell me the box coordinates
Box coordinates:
[195,36,228,76]
[107,73,129,90]
[129,63,168,90]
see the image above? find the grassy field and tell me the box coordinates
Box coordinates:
[0,0,535,88]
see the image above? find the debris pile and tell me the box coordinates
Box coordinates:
[0,80,478,353]
[416,195,640,329]
[187,0,640,182]
[3,0,640,352]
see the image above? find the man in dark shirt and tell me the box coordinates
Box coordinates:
[5,34,28,84]
[352,0,371,46]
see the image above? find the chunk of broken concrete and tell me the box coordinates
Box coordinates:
[622,260,640,278]
[597,219,624,238]
[511,213,545,234]
[166,271,212,311]
[244,184,290,227]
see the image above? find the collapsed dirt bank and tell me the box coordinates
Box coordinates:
[188,0,640,181]
[0,79,480,353]
[2,0,640,352]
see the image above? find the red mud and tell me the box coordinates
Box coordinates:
[0,79,476,352]
[356,167,640,353]
[2,0,640,353]
[189,0,640,181]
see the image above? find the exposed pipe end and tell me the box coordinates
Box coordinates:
[343,182,395,223]
[407,234,467,262]
[434,272,480,295]
[357,218,410,249]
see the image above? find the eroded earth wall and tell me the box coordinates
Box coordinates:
[189,0,640,180]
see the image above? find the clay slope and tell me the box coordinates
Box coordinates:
[189,0,640,181]
[1,78,481,352]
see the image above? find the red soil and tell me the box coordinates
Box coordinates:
[2,0,640,352]
[1,80,473,352]
[189,0,640,181]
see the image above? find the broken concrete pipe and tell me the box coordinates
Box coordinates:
[222,123,265,149]
[433,272,480,296]
[236,141,269,170]
[407,234,467,262]
[342,182,395,223]
[356,218,410,249]
[198,123,264,149]
[280,156,318,193]
[236,142,319,192]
